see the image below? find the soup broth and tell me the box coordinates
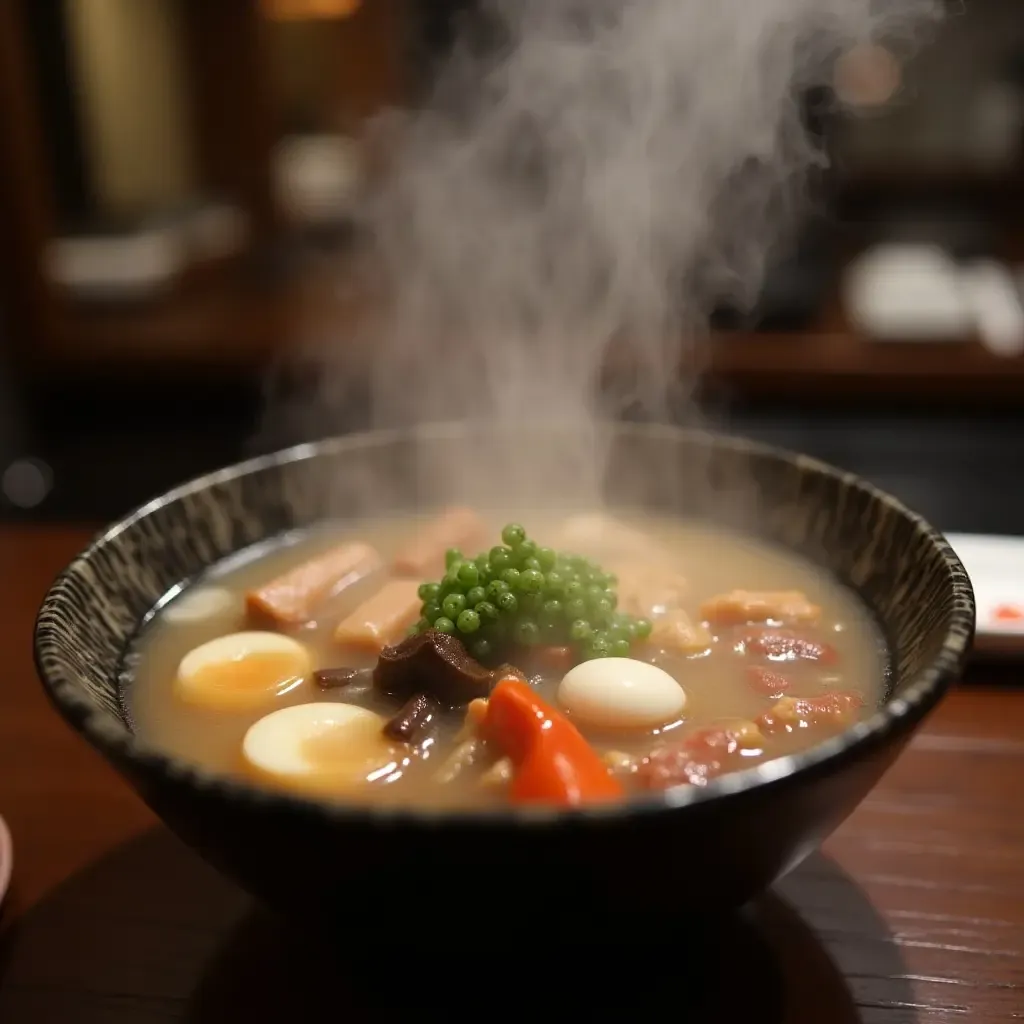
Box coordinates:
[127,511,887,810]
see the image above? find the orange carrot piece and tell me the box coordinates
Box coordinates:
[392,507,486,577]
[333,579,422,652]
[483,678,624,807]
[247,541,381,627]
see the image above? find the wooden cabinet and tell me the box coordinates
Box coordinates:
[0,0,407,378]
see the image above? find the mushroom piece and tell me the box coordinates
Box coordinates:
[313,663,378,696]
[373,629,495,708]
[383,692,443,745]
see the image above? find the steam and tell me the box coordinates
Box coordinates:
[267,0,939,513]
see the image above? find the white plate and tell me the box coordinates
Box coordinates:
[945,533,1024,656]
[0,813,11,910]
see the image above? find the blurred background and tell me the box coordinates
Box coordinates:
[1,0,1023,530]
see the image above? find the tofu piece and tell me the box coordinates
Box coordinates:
[247,542,381,627]
[611,561,688,619]
[700,589,821,627]
[392,507,486,578]
[333,579,422,652]
[648,609,712,655]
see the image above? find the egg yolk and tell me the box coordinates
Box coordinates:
[188,652,304,700]
[300,714,392,771]
[175,632,310,710]
[242,703,404,798]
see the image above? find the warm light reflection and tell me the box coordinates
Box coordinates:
[834,43,902,109]
[262,0,362,21]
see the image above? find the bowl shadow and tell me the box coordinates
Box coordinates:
[0,827,915,1023]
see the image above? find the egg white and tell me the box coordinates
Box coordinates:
[558,657,687,730]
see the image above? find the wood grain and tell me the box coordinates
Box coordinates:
[1,525,1021,1022]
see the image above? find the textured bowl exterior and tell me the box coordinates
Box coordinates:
[34,425,974,926]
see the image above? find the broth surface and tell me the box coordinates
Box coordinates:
[127,512,887,809]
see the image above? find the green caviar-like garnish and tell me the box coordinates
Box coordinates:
[411,523,651,663]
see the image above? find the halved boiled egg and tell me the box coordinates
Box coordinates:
[242,703,404,797]
[557,657,687,730]
[175,631,310,710]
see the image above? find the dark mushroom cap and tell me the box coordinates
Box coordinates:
[373,629,495,708]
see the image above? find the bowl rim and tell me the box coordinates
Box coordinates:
[33,422,975,827]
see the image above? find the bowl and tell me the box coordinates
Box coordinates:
[34,424,974,929]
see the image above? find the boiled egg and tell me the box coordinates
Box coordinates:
[164,586,239,627]
[557,657,687,730]
[242,702,404,797]
[175,631,310,710]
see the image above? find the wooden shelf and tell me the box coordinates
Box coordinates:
[709,330,1024,401]
[42,255,354,371]
[39,261,1024,407]
[4,0,1019,408]
[706,288,1024,402]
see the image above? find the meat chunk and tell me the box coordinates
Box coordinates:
[373,629,495,708]
[701,589,820,627]
[611,561,688,619]
[746,665,792,697]
[247,541,381,627]
[648,609,712,655]
[637,720,764,790]
[333,579,422,652]
[741,628,837,665]
[758,692,865,735]
[392,507,486,578]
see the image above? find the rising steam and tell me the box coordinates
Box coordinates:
[266,0,939,512]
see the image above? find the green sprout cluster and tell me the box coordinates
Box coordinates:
[410,523,652,664]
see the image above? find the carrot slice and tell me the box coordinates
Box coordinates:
[247,542,381,628]
[392,507,486,577]
[333,579,422,653]
[483,678,624,807]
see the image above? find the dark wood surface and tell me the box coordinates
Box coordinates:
[1,526,1022,1022]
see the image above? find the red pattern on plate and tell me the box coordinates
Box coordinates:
[992,604,1024,622]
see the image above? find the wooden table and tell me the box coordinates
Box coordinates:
[1,527,1022,1022]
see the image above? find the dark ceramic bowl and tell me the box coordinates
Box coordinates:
[34,425,974,928]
